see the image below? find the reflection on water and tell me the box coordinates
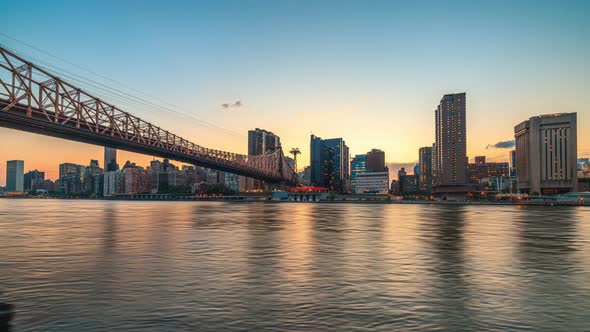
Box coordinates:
[0,200,589,331]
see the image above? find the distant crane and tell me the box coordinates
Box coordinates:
[289,147,301,172]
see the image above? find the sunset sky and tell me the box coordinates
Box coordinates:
[0,0,589,185]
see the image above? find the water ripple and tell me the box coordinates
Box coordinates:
[0,200,589,331]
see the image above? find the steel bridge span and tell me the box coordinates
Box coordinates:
[0,46,305,186]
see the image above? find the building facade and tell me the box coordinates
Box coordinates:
[24,169,45,192]
[248,128,281,155]
[418,146,433,192]
[104,170,125,196]
[355,172,389,194]
[514,113,577,194]
[398,167,407,194]
[310,134,350,192]
[351,154,366,194]
[467,160,510,187]
[6,160,24,192]
[58,163,85,194]
[365,149,386,172]
[104,147,119,172]
[434,93,467,186]
[509,150,517,177]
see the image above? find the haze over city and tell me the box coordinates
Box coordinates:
[0,0,589,185]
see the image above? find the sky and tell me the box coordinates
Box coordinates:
[0,0,589,184]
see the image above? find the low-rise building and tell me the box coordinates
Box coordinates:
[355,172,389,195]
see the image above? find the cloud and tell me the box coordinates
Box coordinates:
[221,100,243,110]
[386,162,419,179]
[486,140,515,149]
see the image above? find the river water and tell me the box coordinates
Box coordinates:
[1,200,589,331]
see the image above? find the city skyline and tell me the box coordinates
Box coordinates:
[1,0,589,185]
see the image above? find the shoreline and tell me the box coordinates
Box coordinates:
[0,196,586,207]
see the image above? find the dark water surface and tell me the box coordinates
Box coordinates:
[1,200,589,331]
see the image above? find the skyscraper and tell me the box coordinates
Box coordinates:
[365,149,386,172]
[418,146,433,192]
[59,163,85,194]
[104,147,119,172]
[248,128,281,155]
[398,167,407,194]
[310,134,350,192]
[434,93,467,186]
[514,112,577,194]
[351,154,366,194]
[509,150,517,177]
[6,160,24,192]
[24,169,45,192]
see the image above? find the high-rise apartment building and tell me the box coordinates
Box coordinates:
[59,163,85,194]
[434,93,467,186]
[104,170,124,196]
[24,169,45,192]
[418,146,433,192]
[398,167,407,194]
[365,149,387,172]
[310,134,350,192]
[6,160,24,192]
[248,128,281,155]
[514,113,577,194]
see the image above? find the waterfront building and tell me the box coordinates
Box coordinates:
[124,166,150,194]
[58,163,85,194]
[355,172,389,194]
[514,112,577,194]
[366,149,386,172]
[104,170,125,196]
[6,160,24,192]
[419,146,433,192]
[82,159,103,194]
[402,175,419,194]
[467,159,510,185]
[434,93,467,187]
[23,169,45,192]
[248,128,281,155]
[351,154,366,194]
[310,134,350,192]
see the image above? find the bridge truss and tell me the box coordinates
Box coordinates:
[0,46,304,185]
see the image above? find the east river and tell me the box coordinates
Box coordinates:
[1,200,589,331]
